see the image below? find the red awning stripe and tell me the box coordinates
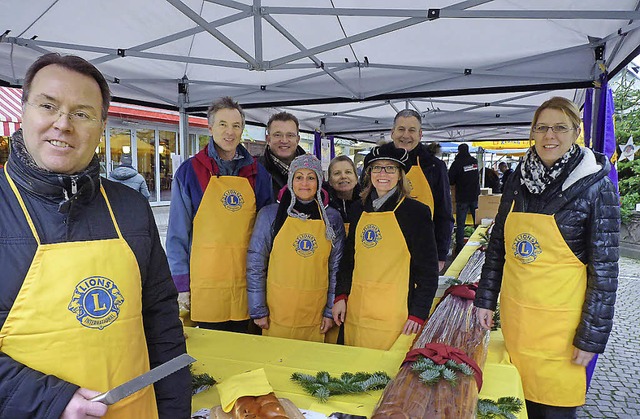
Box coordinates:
[0,87,23,124]
[2,121,21,136]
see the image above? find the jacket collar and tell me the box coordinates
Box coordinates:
[7,129,101,212]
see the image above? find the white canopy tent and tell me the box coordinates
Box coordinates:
[2,1,640,148]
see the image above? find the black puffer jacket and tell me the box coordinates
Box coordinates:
[0,131,190,418]
[475,147,619,354]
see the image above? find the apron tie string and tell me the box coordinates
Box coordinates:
[402,343,483,391]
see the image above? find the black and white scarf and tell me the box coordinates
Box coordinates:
[520,144,581,194]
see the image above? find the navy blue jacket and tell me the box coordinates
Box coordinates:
[0,135,190,418]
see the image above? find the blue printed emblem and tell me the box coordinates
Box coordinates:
[294,233,317,257]
[68,276,125,330]
[221,189,244,212]
[361,224,382,248]
[512,233,542,264]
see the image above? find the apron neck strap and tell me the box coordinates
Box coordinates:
[5,161,124,243]
[5,161,41,245]
[393,196,405,211]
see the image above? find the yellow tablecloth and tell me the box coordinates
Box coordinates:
[187,326,527,418]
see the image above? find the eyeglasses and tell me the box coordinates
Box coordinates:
[270,132,299,140]
[532,124,575,134]
[24,101,101,125]
[370,165,398,174]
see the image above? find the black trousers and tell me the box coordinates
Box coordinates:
[526,400,577,419]
[198,319,249,333]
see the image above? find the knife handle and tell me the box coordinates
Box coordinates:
[90,391,112,405]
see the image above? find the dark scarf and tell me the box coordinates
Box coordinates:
[521,144,581,194]
[8,129,101,211]
[272,188,322,238]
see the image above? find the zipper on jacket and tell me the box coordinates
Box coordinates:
[71,176,78,195]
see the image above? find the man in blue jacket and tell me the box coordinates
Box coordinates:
[166,96,273,333]
[0,53,189,418]
[391,109,454,272]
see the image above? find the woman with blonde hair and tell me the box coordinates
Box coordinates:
[333,142,439,350]
[475,96,619,418]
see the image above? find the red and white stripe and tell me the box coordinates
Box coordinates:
[0,87,23,137]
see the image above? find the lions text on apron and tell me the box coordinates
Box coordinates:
[0,165,158,418]
[264,208,331,342]
[190,176,256,323]
[501,210,589,406]
[405,156,434,216]
[345,198,410,350]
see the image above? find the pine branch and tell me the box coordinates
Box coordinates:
[290,370,391,402]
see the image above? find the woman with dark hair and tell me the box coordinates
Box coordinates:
[247,154,345,342]
[327,155,361,229]
[475,97,620,418]
[332,142,439,350]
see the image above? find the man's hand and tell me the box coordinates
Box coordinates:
[572,348,596,366]
[476,308,494,330]
[61,388,108,419]
[177,292,190,312]
[332,300,346,326]
[402,318,421,335]
[438,260,446,272]
[254,316,269,330]
[320,317,334,334]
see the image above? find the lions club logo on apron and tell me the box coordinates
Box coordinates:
[221,189,244,212]
[68,276,125,330]
[512,233,542,264]
[294,233,318,257]
[361,224,382,248]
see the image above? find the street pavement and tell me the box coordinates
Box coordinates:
[152,206,640,418]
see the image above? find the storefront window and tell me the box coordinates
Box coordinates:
[109,127,132,172]
[96,132,107,177]
[159,130,176,202]
[136,129,156,202]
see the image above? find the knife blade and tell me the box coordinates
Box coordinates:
[91,353,196,405]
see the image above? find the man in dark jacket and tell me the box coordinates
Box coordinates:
[498,161,514,192]
[258,111,306,197]
[448,143,480,254]
[107,153,151,199]
[0,53,190,418]
[391,109,454,271]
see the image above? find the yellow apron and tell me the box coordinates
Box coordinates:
[345,198,410,350]
[406,156,435,215]
[264,212,331,342]
[0,167,157,418]
[190,176,256,323]
[501,211,588,406]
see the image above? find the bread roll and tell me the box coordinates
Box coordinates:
[232,393,290,419]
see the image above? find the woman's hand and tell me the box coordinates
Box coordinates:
[320,317,334,334]
[476,308,494,330]
[254,316,269,330]
[572,348,596,366]
[402,319,421,335]
[332,300,346,326]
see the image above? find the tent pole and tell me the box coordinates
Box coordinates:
[178,78,189,159]
[590,45,606,147]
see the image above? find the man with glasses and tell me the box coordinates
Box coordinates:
[259,112,307,197]
[167,96,273,333]
[0,53,189,417]
[391,109,454,272]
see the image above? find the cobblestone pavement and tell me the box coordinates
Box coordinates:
[152,207,640,417]
[578,257,640,419]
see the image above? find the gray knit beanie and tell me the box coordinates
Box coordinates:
[287,154,335,241]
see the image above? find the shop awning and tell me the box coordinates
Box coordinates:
[0,87,22,136]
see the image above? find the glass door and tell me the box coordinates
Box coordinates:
[136,128,156,202]
[109,127,132,172]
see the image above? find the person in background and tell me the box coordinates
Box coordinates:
[481,166,501,194]
[0,53,189,418]
[167,96,273,333]
[247,154,345,342]
[498,161,514,192]
[448,143,480,255]
[107,153,151,199]
[259,111,306,197]
[332,142,439,351]
[327,155,361,227]
[390,109,453,272]
[475,97,619,419]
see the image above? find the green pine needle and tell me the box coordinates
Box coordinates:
[290,370,391,402]
[442,368,458,386]
[477,397,523,419]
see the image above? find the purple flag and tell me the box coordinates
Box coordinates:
[594,74,619,192]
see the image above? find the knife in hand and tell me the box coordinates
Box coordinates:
[90,353,196,405]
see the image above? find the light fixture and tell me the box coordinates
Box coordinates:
[122,145,131,154]
[158,145,165,154]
